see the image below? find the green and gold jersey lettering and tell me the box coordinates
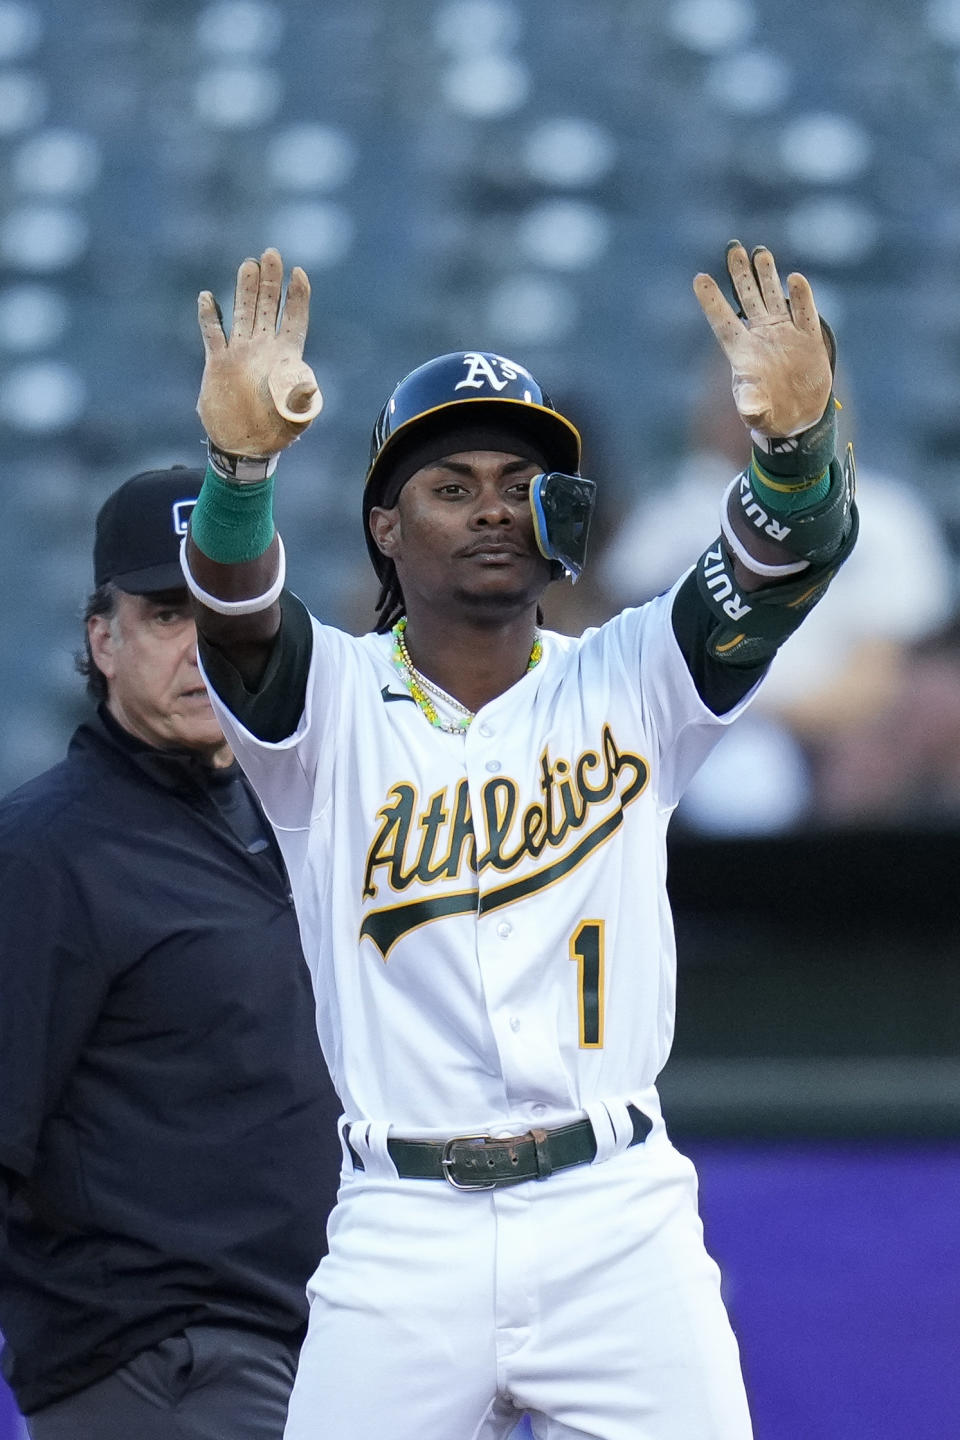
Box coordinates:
[360,728,648,960]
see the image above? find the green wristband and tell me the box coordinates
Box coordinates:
[189,463,276,564]
[749,457,830,515]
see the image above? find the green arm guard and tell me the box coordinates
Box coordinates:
[696,444,858,667]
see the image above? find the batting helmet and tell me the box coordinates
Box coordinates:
[362,350,583,582]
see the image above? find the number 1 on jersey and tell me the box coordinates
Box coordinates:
[570,919,605,1048]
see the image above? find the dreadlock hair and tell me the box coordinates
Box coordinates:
[75,581,119,702]
[374,562,405,634]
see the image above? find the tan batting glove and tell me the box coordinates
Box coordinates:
[197,247,324,457]
[693,240,832,438]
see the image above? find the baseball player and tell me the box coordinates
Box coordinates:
[180,243,857,1440]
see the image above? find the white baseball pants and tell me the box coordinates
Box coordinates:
[284,1124,753,1440]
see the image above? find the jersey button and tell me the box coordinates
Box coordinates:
[496,921,512,939]
[485,759,501,773]
[478,722,494,737]
[509,1015,521,1032]
[531,1103,547,1116]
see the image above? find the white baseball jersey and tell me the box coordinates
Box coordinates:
[201,573,757,1140]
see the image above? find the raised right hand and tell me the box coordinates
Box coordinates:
[196,247,324,457]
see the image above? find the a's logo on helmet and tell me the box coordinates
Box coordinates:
[454,352,533,393]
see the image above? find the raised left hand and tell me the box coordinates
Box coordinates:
[693,240,832,438]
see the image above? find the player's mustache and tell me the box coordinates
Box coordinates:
[457,537,529,556]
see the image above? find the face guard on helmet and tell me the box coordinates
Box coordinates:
[363,350,595,583]
[529,471,597,582]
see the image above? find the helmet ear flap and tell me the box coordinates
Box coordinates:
[529,472,597,583]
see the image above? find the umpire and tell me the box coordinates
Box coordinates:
[0,468,342,1440]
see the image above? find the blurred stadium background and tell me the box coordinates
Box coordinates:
[1,1,959,1437]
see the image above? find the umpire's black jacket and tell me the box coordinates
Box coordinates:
[0,708,341,1414]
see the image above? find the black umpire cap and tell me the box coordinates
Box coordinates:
[94,466,204,594]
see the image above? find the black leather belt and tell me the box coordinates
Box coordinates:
[347,1104,651,1190]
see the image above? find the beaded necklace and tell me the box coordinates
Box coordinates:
[390,616,543,735]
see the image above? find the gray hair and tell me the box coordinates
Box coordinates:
[75,582,120,702]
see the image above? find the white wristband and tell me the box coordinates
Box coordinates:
[719,478,809,579]
[179,534,286,615]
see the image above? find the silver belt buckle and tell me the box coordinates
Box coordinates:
[440,1132,498,1190]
